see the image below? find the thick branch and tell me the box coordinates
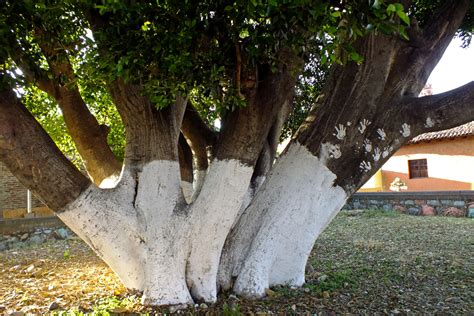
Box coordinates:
[252,98,293,180]
[178,133,194,184]
[11,32,122,184]
[216,50,300,165]
[181,104,216,170]
[390,0,470,95]
[0,88,91,211]
[9,43,56,96]
[109,80,187,167]
[403,81,474,134]
[422,0,470,49]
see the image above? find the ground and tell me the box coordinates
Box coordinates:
[0,210,472,314]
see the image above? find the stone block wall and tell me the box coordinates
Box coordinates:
[0,162,44,217]
[345,191,474,217]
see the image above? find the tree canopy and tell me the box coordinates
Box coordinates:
[4,0,470,166]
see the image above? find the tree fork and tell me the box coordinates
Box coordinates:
[9,27,123,185]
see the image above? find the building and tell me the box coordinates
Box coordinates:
[361,121,474,192]
[0,162,47,218]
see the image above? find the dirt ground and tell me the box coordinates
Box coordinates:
[0,210,472,315]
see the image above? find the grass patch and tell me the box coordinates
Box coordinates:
[1,213,472,314]
[304,270,356,295]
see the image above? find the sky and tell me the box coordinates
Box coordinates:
[427,36,474,94]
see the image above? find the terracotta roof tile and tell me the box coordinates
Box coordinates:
[409,121,474,144]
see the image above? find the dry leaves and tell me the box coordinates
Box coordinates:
[0,212,472,314]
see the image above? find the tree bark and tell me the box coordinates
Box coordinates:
[0,88,90,210]
[10,32,122,185]
[1,1,473,309]
[219,1,473,297]
[108,80,187,168]
[179,133,194,202]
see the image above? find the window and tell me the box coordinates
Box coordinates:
[408,159,428,179]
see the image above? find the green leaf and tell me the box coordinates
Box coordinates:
[141,21,151,32]
[396,11,410,25]
[386,4,396,14]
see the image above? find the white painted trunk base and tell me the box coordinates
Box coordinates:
[219,142,347,298]
[61,162,194,305]
[60,147,348,306]
[186,159,253,302]
[136,161,193,305]
[59,172,145,289]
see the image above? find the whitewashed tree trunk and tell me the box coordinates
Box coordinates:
[186,159,253,302]
[219,142,347,297]
[58,145,350,305]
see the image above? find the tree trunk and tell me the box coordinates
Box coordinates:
[1,0,474,308]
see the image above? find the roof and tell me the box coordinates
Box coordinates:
[409,121,474,144]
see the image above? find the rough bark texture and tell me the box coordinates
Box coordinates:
[109,80,187,168]
[216,51,300,165]
[0,89,90,210]
[219,0,474,298]
[181,104,216,171]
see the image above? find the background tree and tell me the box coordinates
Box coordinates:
[0,0,473,306]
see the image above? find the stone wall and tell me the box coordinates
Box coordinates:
[345,191,474,217]
[0,217,71,251]
[0,162,44,216]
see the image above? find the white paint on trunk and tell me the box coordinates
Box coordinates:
[239,175,266,216]
[363,139,372,153]
[425,117,435,128]
[320,143,341,162]
[400,123,411,137]
[61,161,194,306]
[358,119,371,134]
[59,183,145,289]
[377,128,387,141]
[181,181,194,203]
[224,142,347,298]
[186,159,253,302]
[135,161,194,306]
[333,124,347,140]
[99,173,121,188]
[192,169,207,201]
[359,160,372,172]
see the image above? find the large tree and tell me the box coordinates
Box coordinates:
[1,0,473,306]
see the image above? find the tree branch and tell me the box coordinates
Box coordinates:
[181,104,216,171]
[178,133,194,184]
[216,49,300,165]
[402,81,474,135]
[10,29,122,185]
[383,0,470,98]
[9,43,56,97]
[109,80,186,167]
[422,0,470,49]
[0,88,91,211]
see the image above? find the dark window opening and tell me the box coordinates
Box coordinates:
[408,159,428,179]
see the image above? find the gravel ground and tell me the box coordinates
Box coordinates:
[0,210,472,314]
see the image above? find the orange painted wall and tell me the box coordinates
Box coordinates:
[379,136,474,191]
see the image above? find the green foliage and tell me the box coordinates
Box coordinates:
[21,86,84,166]
[303,270,357,295]
[63,249,71,260]
[0,0,472,154]
[223,302,243,316]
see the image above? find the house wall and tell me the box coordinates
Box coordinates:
[381,136,474,191]
[360,136,474,192]
[0,162,44,217]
